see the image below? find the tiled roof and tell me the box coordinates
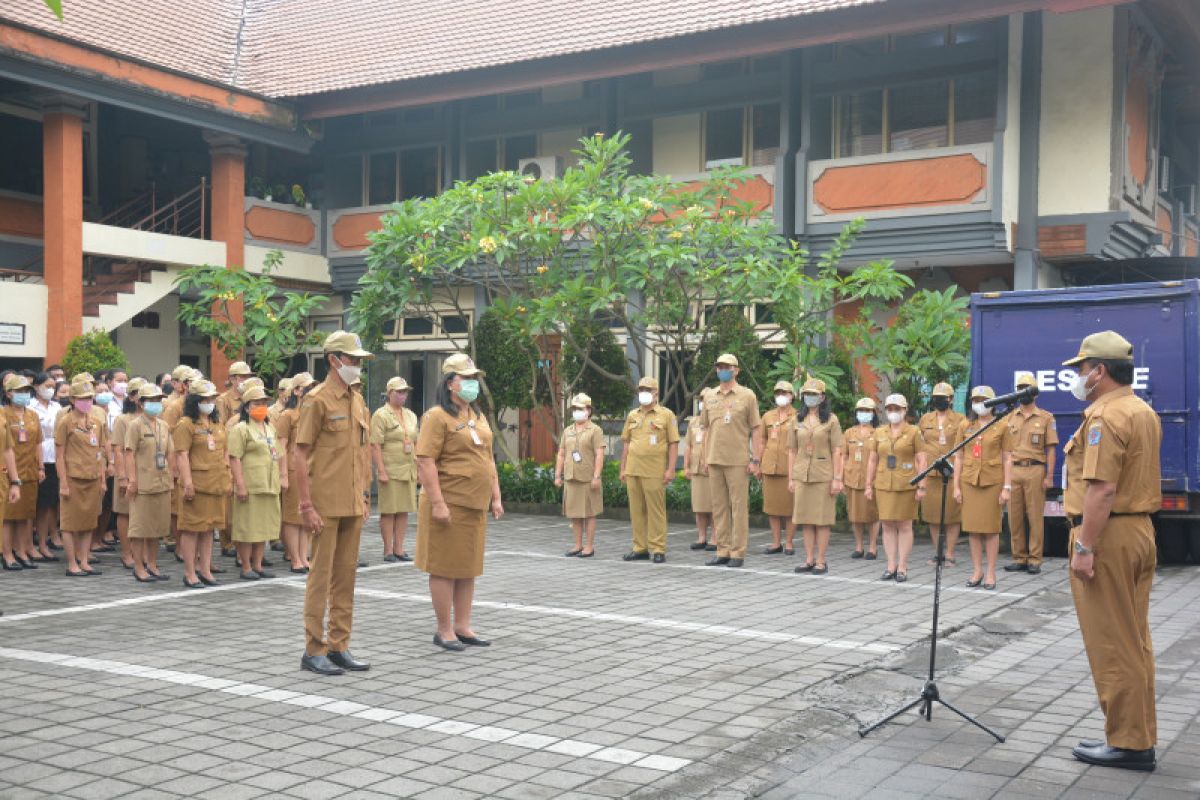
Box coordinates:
[0,0,878,99]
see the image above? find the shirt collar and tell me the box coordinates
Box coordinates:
[1085,384,1133,416]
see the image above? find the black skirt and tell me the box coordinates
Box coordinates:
[37,461,59,508]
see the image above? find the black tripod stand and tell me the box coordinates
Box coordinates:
[858,405,1013,742]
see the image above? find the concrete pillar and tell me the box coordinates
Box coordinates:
[203,131,247,387]
[41,96,87,366]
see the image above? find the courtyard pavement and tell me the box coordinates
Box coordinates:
[0,513,1197,799]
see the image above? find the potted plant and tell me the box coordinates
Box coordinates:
[247,176,267,200]
[291,184,307,208]
[272,184,288,204]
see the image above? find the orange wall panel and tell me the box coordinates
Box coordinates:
[812,154,986,214]
[332,211,386,251]
[0,196,44,239]
[244,205,317,247]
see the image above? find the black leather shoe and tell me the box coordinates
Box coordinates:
[455,633,491,647]
[727,558,744,568]
[183,577,204,589]
[705,556,730,566]
[255,569,275,579]
[652,553,665,564]
[564,549,582,557]
[763,545,783,555]
[240,571,260,581]
[396,553,412,562]
[199,575,220,586]
[301,654,345,676]
[383,553,399,563]
[1004,562,1028,572]
[705,543,717,551]
[221,548,237,557]
[2,560,23,571]
[327,650,370,671]
[261,557,273,567]
[1071,743,1155,771]
[622,551,650,561]
[433,634,466,652]
[15,557,37,569]
[1027,564,1042,575]
[796,562,814,573]
[689,541,707,550]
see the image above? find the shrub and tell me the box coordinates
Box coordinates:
[61,330,128,379]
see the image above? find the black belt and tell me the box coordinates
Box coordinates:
[1067,512,1149,528]
[1012,460,1044,467]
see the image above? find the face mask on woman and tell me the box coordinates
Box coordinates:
[11,392,32,408]
[802,394,821,408]
[95,392,114,407]
[111,381,128,397]
[456,379,480,403]
[198,402,216,416]
[249,405,270,422]
[886,410,904,425]
[856,411,874,425]
[775,394,793,408]
[143,401,163,417]
[571,408,588,422]
[931,396,950,411]
[75,399,93,414]
[971,402,989,417]
[37,386,54,401]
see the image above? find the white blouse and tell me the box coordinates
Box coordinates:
[32,397,62,463]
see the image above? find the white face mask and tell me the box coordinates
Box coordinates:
[775,394,792,408]
[571,408,588,422]
[971,402,990,417]
[638,391,653,406]
[1070,368,1097,402]
[802,394,821,408]
[332,356,362,386]
[886,411,904,425]
[856,411,874,425]
[37,386,54,401]
[198,402,216,416]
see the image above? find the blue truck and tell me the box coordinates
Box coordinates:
[969,279,1199,563]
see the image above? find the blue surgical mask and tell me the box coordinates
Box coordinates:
[95,392,114,407]
[12,393,31,408]
[143,401,164,417]
[716,368,734,383]
[456,379,480,403]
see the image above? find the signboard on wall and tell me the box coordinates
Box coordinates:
[0,323,26,345]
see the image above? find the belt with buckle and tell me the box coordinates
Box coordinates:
[1012,459,1044,467]
[1068,512,1149,528]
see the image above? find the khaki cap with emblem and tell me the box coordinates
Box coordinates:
[931,382,955,397]
[799,377,826,395]
[71,372,95,385]
[323,330,374,359]
[291,372,315,390]
[188,368,204,383]
[4,373,31,392]
[570,392,592,408]
[884,393,908,408]
[715,353,739,367]
[1062,330,1134,367]
[637,376,659,390]
[189,380,219,398]
[276,378,293,395]
[171,365,192,382]
[386,376,411,393]
[1015,371,1037,388]
[240,377,264,394]
[228,361,252,377]
[241,385,268,403]
[772,380,794,394]
[126,377,146,397]
[69,380,95,399]
[137,383,164,400]
[442,353,483,377]
[970,385,996,400]
[856,397,877,411]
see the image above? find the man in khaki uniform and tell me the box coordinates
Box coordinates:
[1063,331,1160,771]
[700,354,763,568]
[619,377,679,563]
[1004,371,1059,575]
[216,361,254,425]
[295,331,373,676]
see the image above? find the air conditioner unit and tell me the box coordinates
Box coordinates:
[1159,155,1171,193]
[518,156,561,182]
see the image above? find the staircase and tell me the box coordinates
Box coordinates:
[82,258,179,330]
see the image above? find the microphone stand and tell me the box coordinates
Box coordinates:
[858,402,1014,742]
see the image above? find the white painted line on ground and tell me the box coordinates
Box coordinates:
[486,549,1027,599]
[0,647,691,774]
[299,584,896,653]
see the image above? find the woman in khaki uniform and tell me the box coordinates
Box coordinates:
[554,392,605,558]
[865,394,928,583]
[788,378,844,574]
[918,382,966,566]
[174,380,228,588]
[110,377,144,570]
[416,353,503,652]
[371,376,420,563]
[124,384,173,582]
[227,385,284,580]
[954,386,1015,590]
[0,423,21,541]
[55,380,107,577]
[844,397,880,560]
[3,374,43,570]
[760,380,797,556]
[276,372,314,573]
[683,389,715,552]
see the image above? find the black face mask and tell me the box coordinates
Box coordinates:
[1018,395,1035,405]
[931,396,950,411]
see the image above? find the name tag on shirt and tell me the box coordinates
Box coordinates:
[649,434,658,446]
[404,442,413,453]
[723,413,731,424]
[886,455,897,470]
[972,442,982,459]
[155,453,167,470]
[694,431,703,443]
[1031,434,1041,445]
[17,428,27,443]
[572,451,582,463]
[469,428,482,446]
[89,434,98,447]
[207,437,216,451]
[855,450,862,462]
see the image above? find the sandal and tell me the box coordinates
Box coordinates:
[783,548,795,555]
[764,545,783,555]
[794,562,815,573]
[894,571,907,583]
[812,564,828,575]
[966,576,983,588]
[983,581,996,590]
[881,570,896,580]
[851,550,864,559]
[865,552,877,560]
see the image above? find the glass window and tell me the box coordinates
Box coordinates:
[751,104,780,167]
[502,135,538,172]
[400,146,440,200]
[952,21,996,45]
[954,73,996,145]
[441,315,470,334]
[367,152,397,205]
[0,115,43,195]
[465,139,497,180]
[888,80,949,152]
[754,303,775,325]
[705,107,745,168]
[837,90,884,157]
[892,27,949,51]
[402,316,435,336]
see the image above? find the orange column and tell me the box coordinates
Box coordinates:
[204,132,247,388]
[42,103,85,366]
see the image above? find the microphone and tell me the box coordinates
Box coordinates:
[983,385,1038,409]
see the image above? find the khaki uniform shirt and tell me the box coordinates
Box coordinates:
[216,389,240,425]
[918,410,966,461]
[701,384,761,466]
[558,421,604,483]
[1008,406,1059,462]
[55,410,107,481]
[295,380,370,518]
[227,421,281,495]
[958,418,1015,488]
[173,417,230,495]
[416,406,496,511]
[842,424,874,490]
[124,415,172,494]
[370,405,420,482]
[684,415,706,473]
[1064,386,1162,516]
[868,424,923,491]
[621,405,679,477]
[4,406,42,481]
[760,408,796,477]
[0,421,9,492]
[789,414,844,483]
[161,394,186,432]
[275,407,299,479]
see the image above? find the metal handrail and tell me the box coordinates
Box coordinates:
[97,183,157,228]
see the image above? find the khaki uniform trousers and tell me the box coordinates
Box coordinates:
[627,475,667,555]
[1009,463,1048,566]
[1069,515,1157,750]
[304,514,364,656]
[709,464,749,559]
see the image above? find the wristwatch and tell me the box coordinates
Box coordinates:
[9,479,21,486]
[749,458,761,465]
[1073,540,1093,556]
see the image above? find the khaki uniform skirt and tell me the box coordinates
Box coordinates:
[129,491,171,538]
[232,493,281,543]
[4,472,37,521]
[60,476,103,532]
[690,473,711,513]
[761,475,792,517]
[846,487,878,525]
[415,493,487,579]
[961,482,1003,534]
[178,491,226,532]
[792,480,836,526]
[112,479,131,515]
[281,466,303,526]
[563,479,602,519]
[379,478,418,515]
[921,478,962,525]
[876,488,918,522]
